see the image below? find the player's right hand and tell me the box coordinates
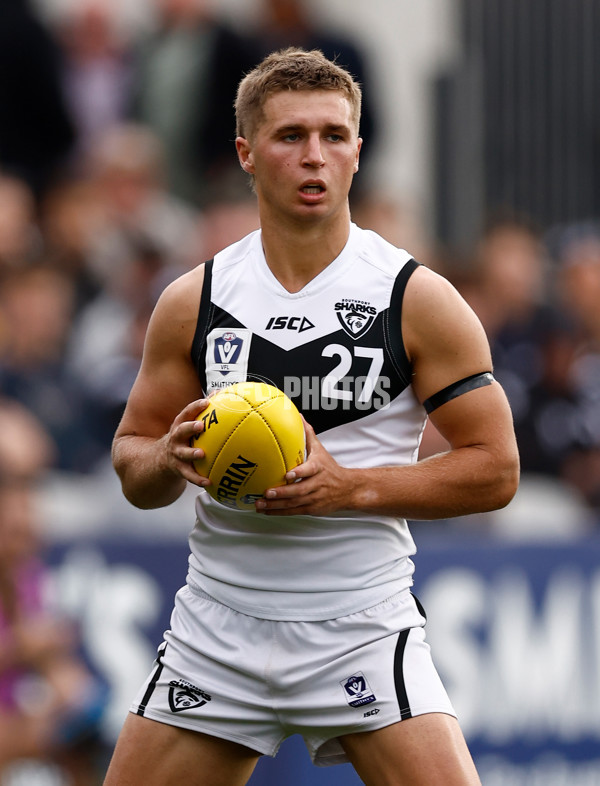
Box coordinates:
[162,398,212,487]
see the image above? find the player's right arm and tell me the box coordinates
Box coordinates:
[112,265,210,509]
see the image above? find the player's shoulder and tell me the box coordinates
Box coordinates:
[404,263,469,313]
[402,263,487,358]
[144,263,207,347]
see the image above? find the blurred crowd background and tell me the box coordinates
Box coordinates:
[0,0,600,781]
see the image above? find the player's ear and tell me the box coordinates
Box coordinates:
[353,137,363,173]
[236,137,255,174]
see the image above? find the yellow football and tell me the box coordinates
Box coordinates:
[191,382,305,511]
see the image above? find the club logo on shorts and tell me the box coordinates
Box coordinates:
[340,672,376,708]
[168,680,212,713]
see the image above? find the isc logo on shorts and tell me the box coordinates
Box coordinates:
[340,672,376,708]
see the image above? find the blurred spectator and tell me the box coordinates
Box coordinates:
[0,399,56,480]
[255,0,378,197]
[67,238,166,449]
[0,176,41,271]
[195,189,260,262]
[54,1,134,164]
[0,264,105,472]
[457,214,566,471]
[552,229,600,509]
[128,0,260,206]
[83,122,199,282]
[0,475,107,785]
[0,0,76,201]
[447,213,600,519]
[351,190,436,270]
[39,177,105,314]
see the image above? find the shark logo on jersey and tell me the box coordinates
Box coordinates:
[335,299,377,339]
[341,672,376,707]
[168,680,212,713]
[205,328,252,392]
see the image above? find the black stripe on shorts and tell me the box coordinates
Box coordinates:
[393,629,412,720]
[136,642,167,716]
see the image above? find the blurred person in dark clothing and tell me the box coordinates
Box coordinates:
[458,216,571,475]
[39,176,105,315]
[0,0,76,201]
[0,175,40,270]
[54,0,135,163]
[255,0,378,198]
[128,0,260,206]
[0,265,105,473]
[82,122,199,279]
[67,237,168,453]
[553,229,600,510]
[459,214,600,514]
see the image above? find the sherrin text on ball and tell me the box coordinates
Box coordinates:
[191,382,305,511]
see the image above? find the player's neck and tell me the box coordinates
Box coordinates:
[260,214,351,293]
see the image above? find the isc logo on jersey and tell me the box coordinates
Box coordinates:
[265,316,314,332]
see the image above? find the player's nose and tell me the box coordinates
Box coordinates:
[303,134,325,167]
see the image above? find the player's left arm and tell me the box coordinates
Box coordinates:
[257,265,520,518]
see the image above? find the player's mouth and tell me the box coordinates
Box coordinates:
[299,181,326,200]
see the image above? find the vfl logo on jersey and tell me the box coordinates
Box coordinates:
[214,331,243,374]
[205,328,252,392]
[341,672,376,708]
[335,299,377,339]
[265,316,315,332]
[168,680,212,713]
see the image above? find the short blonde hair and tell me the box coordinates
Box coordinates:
[235,47,362,142]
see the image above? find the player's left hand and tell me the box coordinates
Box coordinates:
[255,421,351,515]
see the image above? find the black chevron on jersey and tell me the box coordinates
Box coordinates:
[190,258,419,435]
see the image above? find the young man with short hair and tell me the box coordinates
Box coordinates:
[104,48,519,786]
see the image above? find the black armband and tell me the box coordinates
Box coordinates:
[423,372,495,414]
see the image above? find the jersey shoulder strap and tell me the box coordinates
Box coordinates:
[191,259,214,385]
[384,257,421,386]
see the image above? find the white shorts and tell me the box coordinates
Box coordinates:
[131,584,456,767]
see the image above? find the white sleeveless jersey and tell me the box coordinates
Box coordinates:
[187,223,426,621]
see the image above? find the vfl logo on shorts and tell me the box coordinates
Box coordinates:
[341,672,376,708]
[168,680,212,713]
